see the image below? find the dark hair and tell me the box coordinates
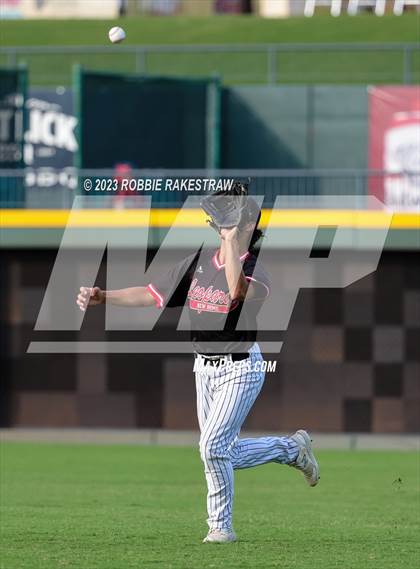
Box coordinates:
[249,211,263,250]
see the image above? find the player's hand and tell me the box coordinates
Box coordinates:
[76,286,105,311]
[220,227,239,242]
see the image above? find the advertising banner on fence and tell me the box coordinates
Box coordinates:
[24,88,77,192]
[369,86,420,211]
[0,0,24,19]
[0,70,25,169]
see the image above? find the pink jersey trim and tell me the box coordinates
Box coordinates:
[246,276,270,299]
[147,283,164,308]
[212,250,250,270]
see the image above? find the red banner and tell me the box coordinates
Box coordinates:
[369,86,420,210]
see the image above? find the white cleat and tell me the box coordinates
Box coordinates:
[203,529,237,543]
[289,429,320,487]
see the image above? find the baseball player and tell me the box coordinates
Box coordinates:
[76,181,319,543]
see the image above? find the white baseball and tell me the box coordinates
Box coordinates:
[108,27,126,44]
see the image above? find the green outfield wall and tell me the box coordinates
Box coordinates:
[222,85,368,170]
[77,77,368,172]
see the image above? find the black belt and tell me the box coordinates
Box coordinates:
[196,352,249,366]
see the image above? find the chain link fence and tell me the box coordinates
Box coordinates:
[1,169,418,209]
[1,43,418,86]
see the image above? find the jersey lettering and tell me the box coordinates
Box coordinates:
[188,278,237,314]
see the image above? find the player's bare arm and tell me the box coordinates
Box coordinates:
[220,226,258,302]
[76,286,155,311]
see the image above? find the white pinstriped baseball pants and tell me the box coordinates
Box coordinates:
[195,344,299,532]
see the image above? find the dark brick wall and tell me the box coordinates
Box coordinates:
[1,249,419,432]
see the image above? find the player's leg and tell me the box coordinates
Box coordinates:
[227,346,319,484]
[195,364,213,432]
[222,344,298,468]
[199,363,264,534]
[196,364,240,543]
[228,434,299,469]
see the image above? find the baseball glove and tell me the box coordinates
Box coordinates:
[201,180,255,233]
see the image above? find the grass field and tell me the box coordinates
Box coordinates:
[1,442,419,569]
[0,15,419,85]
[1,15,418,45]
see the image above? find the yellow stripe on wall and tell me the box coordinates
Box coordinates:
[0,209,419,229]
